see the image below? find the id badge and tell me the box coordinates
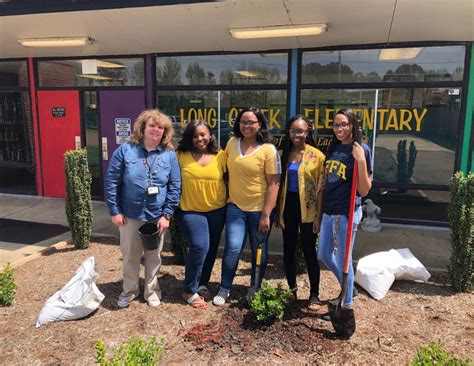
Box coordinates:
[147,186,159,195]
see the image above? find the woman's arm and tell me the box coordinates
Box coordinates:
[259,173,280,232]
[105,145,126,226]
[352,142,372,197]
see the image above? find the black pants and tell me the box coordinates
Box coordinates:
[282,191,320,297]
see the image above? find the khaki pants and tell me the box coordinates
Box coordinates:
[119,218,164,303]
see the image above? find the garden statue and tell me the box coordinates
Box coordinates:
[361,199,382,232]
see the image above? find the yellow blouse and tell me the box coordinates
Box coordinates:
[178,150,227,212]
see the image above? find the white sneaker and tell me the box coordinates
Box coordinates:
[117,295,136,308]
[147,298,161,307]
[212,288,230,306]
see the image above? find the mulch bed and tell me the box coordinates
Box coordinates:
[0,238,473,365]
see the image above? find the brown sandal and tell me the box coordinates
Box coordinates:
[306,296,323,313]
[183,293,208,309]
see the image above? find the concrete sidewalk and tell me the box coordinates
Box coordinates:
[0,193,451,271]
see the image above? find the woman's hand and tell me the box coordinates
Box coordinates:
[157,216,170,235]
[111,214,126,226]
[259,213,271,233]
[313,216,322,234]
[352,142,366,163]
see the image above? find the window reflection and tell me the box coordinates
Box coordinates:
[157,90,287,148]
[300,87,461,186]
[38,58,145,87]
[156,53,288,86]
[301,46,465,84]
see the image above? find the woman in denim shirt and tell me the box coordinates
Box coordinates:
[106,109,181,308]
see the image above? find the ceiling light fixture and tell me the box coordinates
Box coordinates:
[234,70,259,78]
[18,36,93,48]
[77,74,114,81]
[379,47,423,61]
[230,24,327,40]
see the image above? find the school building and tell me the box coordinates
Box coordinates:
[0,0,473,226]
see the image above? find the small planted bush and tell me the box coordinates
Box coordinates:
[64,149,93,249]
[0,263,16,306]
[95,336,164,366]
[250,280,292,324]
[448,172,473,292]
[410,341,472,366]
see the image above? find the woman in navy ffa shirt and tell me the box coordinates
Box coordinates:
[317,108,372,310]
[106,109,181,309]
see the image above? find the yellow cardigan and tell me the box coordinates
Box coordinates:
[277,145,326,228]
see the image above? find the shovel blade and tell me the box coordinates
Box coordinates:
[328,300,356,339]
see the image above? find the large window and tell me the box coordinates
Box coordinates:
[156,53,288,86]
[38,58,145,87]
[300,45,466,224]
[0,60,36,194]
[156,53,289,147]
[301,46,465,84]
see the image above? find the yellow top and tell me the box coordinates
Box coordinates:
[277,144,325,227]
[226,137,281,212]
[178,150,227,212]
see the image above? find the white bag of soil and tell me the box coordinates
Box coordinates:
[355,248,431,300]
[36,256,105,327]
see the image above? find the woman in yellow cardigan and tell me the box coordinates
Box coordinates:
[276,115,325,313]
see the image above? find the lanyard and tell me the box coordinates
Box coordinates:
[143,152,158,184]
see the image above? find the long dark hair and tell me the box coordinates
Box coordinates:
[325,108,362,159]
[177,119,218,154]
[232,106,273,144]
[280,115,315,184]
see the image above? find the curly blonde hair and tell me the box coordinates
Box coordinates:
[129,109,174,149]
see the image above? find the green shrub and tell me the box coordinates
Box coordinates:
[95,336,164,366]
[0,263,16,306]
[169,218,188,265]
[448,172,474,292]
[397,139,408,183]
[407,140,417,179]
[410,341,472,366]
[250,280,292,324]
[64,149,93,249]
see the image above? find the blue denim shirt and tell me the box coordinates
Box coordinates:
[106,142,181,221]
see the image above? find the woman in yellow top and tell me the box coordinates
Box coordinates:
[176,120,227,308]
[276,115,326,313]
[213,106,281,306]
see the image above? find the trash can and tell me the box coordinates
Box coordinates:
[138,222,159,251]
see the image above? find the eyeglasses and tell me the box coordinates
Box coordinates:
[332,122,351,130]
[289,128,309,136]
[239,120,259,127]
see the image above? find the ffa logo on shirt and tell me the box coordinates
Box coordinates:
[326,151,347,182]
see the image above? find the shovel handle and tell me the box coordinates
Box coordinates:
[343,162,358,274]
[256,246,262,266]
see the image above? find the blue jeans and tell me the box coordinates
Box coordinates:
[177,206,226,294]
[220,203,275,291]
[317,207,362,307]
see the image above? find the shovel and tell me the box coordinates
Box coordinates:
[247,230,268,303]
[328,161,359,339]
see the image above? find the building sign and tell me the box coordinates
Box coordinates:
[115,118,131,144]
[52,107,66,117]
[176,106,429,132]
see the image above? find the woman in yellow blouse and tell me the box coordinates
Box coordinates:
[177,120,227,308]
[213,106,281,306]
[277,115,325,313]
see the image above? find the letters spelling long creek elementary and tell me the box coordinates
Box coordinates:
[179,107,428,132]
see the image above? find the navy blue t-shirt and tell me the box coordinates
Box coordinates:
[323,142,372,216]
